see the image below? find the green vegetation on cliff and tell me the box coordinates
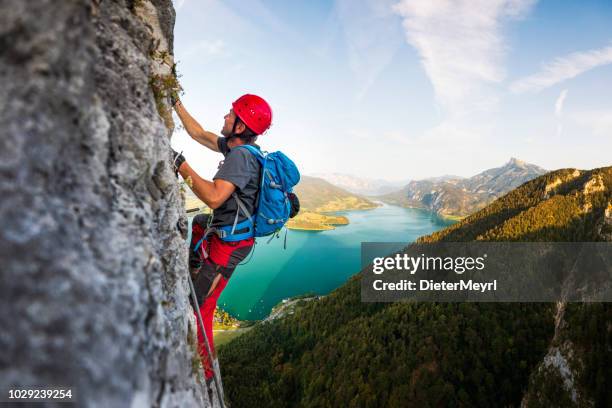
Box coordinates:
[219,167,611,407]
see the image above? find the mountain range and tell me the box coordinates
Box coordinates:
[187,159,545,221]
[380,158,547,217]
[309,172,410,196]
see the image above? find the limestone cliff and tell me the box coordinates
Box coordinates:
[0,1,211,406]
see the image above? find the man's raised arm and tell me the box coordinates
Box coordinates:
[173,100,220,152]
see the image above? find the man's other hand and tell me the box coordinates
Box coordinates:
[171,148,186,177]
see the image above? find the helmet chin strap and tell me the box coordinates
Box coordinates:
[228,117,241,140]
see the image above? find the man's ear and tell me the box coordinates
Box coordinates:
[234,121,246,135]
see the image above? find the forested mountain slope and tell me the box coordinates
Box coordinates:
[219,166,611,408]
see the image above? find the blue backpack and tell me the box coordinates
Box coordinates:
[216,144,300,242]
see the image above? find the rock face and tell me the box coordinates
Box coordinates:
[0,1,209,406]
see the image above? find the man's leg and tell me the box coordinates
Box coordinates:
[192,235,254,379]
[200,276,228,365]
[196,273,228,380]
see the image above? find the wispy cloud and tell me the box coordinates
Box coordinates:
[511,44,612,93]
[555,89,568,117]
[555,88,567,137]
[334,0,404,100]
[393,0,536,117]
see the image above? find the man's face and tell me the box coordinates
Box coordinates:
[221,108,244,137]
[221,109,236,137]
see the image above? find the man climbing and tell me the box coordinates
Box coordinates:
[171,94,272,382]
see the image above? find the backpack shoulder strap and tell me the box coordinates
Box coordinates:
[234,144,265,162]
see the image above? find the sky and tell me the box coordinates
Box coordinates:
[170,0,612,181]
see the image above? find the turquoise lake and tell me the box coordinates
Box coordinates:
[197,203,455,320]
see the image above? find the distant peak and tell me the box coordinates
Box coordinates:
[507,157,526,167]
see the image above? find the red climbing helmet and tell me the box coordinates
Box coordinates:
[232,94,272,135]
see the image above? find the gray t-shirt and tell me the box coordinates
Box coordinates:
[211,137,261,229]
